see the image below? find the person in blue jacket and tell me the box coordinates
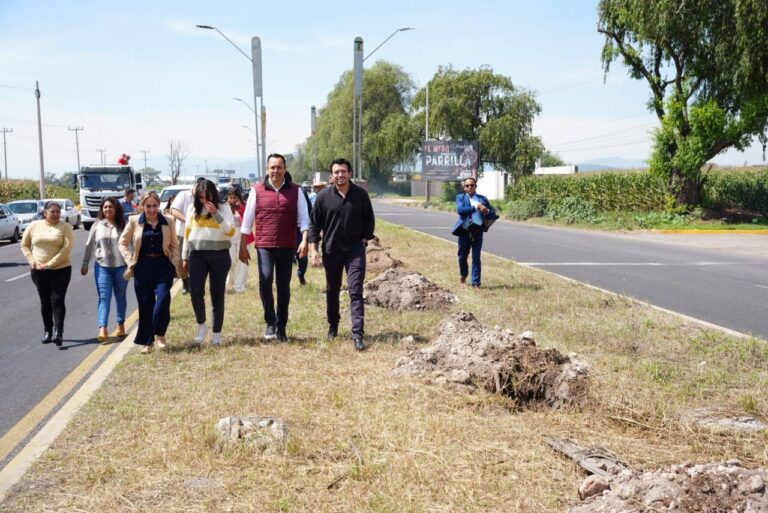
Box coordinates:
[451,176,497,287]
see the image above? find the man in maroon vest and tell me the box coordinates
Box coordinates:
[239,154,310,342]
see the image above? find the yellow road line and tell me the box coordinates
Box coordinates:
[0,308,138,464]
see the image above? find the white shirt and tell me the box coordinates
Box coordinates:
[240,179,310,236]
[170,190,194,236]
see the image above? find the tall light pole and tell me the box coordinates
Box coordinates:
[234,98,261,173]
[1,127,12,180]
[310,106,317,177]
[35,81,45,199]
[197,25,265,178]
[68,126,83,173]
[352,27,414,181]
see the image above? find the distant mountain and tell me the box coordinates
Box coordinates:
[577,157,649,172]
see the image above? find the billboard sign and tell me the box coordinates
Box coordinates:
[420,140,479,181]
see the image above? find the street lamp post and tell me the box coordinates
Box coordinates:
[197,25,265,178]
[352,27,414,181]
[234,98,261,175]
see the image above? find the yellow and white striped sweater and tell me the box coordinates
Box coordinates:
[182,204,236,259]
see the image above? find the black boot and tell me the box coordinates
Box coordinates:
[53,327,63,347]
[41,330,52,344]
[327,324,338,340]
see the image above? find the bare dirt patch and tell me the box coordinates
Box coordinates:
[394,312,589,408]
[569,461,768,512]
[364,268,458,310]
[365,235,402,273]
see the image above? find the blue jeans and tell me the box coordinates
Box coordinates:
[295,230,308,280]
[457,231,483,285]
[256,247,294,329]
[94,263,128,327]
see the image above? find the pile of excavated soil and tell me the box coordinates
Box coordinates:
[364,269,458,311]
[365,236,402,274]
[393,312,589,408]
[569,461,768,512]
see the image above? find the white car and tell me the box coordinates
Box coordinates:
[159,185,191,212]
[47,198,81,229]
[0,203,21,243]
[7,200,46,232]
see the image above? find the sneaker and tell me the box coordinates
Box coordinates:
[353,337,366,351]
[194,324,208,344]
[212,332,222,346]
[264,324,277,340]
[327,324,338,340]
[276,327,288,343]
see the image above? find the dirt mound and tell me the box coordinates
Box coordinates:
[569,461,768,512]
[364,269,458,310]
[366,236,402,274]
[394,312,589,408]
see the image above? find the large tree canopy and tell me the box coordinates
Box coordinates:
[599,0,768,205]
[412,65,543,179]
[306,61,419,185]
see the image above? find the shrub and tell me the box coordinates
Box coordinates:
[507,195,549,220]
[441,181,462,203]
[546,197,602,224]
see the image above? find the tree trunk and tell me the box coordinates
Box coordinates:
[670,167,701,206]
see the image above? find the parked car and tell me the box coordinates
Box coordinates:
[159,184,191,212]
[7,200,46,232]
[0,203,21,243]
[48,198,80,229]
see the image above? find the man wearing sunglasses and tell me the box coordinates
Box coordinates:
[450,177,497,287]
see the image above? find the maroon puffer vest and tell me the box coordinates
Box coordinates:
[253,182,299,248]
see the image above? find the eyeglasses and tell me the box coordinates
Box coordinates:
[463,184,476,188]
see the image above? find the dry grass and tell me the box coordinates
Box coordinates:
[4,221,768,512]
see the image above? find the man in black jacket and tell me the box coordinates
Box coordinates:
[309,158,375,351]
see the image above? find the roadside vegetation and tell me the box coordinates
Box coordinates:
[3,220,767,512]
[397,166,768,231]
[0,180,78,203]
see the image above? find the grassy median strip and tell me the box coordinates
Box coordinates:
[3,220,767,512]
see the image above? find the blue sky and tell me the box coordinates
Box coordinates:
[0,0,764,179]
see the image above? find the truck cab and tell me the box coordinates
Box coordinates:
[77,165,144,229]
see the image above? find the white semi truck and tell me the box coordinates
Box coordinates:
[76,165,144,229]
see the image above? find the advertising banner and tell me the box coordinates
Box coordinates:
[420,140,479,181]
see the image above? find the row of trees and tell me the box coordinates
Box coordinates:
[290,62,549,187]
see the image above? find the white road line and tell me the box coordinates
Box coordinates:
[5,272,30,282]
[519,262,733,267]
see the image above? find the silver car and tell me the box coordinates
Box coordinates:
[7,200,46,233]
[0,203,21,243]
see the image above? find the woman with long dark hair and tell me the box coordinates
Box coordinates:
[21,201,75,346]
[182,179,235,345]
[119,191,180,354]
[81,197,128,341]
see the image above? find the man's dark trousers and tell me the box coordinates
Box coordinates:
[323,246,366,338]
[457,230,483,285]
[257,248,294,329]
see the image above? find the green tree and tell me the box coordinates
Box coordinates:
[309,61,420,185]
[539,149,566,167]
[139,167,161,186]
[599,0,768,205]
[412,65,543,179]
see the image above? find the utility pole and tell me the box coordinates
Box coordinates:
[35,81,45,199]
[68,126,83,173]
[352,37,364,180]
[1,127,12,180]
[425,81,430,202]
[139,149,150,171]
[96,149,106,165]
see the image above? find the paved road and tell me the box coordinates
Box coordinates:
[0,229,138,441]
[373,200,768,339]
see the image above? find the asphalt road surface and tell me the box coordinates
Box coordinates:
[0,228,138,442]
[373,200,768,339]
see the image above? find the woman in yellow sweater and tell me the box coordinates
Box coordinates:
[21,201,75,346]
